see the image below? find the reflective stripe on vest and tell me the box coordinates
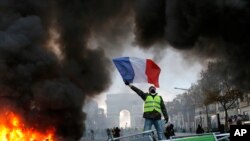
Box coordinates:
[144,95,162,113]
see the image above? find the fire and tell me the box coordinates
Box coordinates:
[0,109,55,141]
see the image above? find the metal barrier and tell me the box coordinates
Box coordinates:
[108,129,156,141]
[168,133,230,141]
[108,131,230,141]
[215,133,230,141]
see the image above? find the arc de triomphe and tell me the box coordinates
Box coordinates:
[106,93,144,129]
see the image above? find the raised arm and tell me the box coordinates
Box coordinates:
[125,82,147,100]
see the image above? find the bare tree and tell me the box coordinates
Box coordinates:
[189,83,205,107]
[199,61,244,131]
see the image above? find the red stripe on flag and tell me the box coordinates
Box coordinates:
[145,59,161,87]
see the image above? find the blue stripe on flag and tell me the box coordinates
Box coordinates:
[112,57,135,83]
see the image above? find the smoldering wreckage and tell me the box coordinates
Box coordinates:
[1,0,250,140]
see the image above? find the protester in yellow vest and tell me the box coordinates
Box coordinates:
[125,81,169,140]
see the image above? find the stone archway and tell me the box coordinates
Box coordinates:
[106,93,144,129]
[119,109,130,128]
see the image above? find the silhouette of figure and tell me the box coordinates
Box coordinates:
[165,124,175,139]
[106,128,112,140]
[114,127,121,141]
[90,129,94,141]
[196,124,204,134]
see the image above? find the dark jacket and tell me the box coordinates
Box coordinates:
[130,85,169,121]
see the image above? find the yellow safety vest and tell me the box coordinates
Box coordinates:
[144,95,162,113]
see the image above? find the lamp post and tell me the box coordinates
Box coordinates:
[199,111,202,127]
[174,87,190,132]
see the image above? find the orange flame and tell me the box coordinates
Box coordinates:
[0,110,56,141]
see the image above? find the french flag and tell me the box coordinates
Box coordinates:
[112,57,161,87]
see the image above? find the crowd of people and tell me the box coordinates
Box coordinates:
[86,122,223,140]
[106,127,121,140]
[228,114,249,125]
[106,125,176,140]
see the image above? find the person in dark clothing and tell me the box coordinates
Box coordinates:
[219,124,225,133]
[196,124,204,134]
[165,124,175,139]
[125,82,169,140]
[106,128,112,140]
[90,129,94,141]
[114,127,121,141]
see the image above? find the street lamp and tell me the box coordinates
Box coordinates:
[199,111,202,127]
[174,87,189,91]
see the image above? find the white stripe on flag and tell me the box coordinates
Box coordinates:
[129,57,147,83]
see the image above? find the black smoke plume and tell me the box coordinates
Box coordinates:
[134,0,250,91]
[0,0,133,140]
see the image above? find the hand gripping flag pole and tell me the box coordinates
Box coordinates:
[112,57,161,87]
